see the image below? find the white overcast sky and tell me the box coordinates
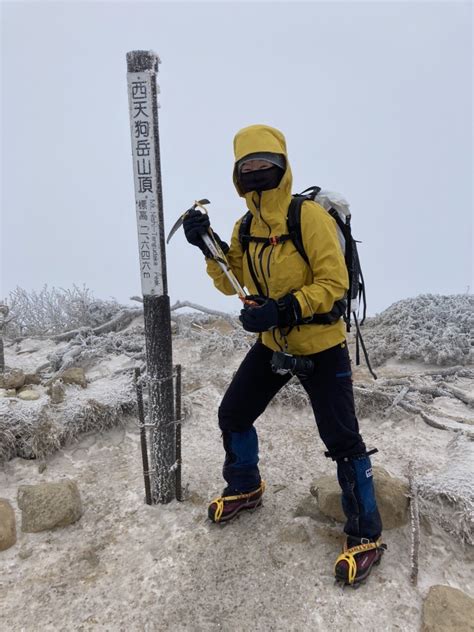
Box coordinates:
[1,1,472,316]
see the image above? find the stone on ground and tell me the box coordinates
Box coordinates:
[18,390,41,401]
[47,379,66,404]
[17,480,83,533]
[422,585,474,632]
[310,466,409,529]
[0,369,25,390]
[59,367,87,388]
[24,373,41,386]
[0,499,17,551]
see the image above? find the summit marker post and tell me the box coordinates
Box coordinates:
[126,50,175,503]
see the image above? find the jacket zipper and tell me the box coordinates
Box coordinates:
[255,192,272,296]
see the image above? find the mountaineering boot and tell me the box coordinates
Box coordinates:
[334,536,387,586]
[208,481,266,523]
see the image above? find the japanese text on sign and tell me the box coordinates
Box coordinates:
[127,72,163,295]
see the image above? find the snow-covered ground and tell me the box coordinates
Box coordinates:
[1,301,473,631]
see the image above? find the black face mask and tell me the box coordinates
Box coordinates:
[238,165,284,194]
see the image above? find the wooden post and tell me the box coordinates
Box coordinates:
[134,367,152,505]
[126,50,175,503]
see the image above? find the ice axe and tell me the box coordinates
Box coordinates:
[167,199,255,304]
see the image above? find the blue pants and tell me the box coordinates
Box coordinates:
[218,341,382,540]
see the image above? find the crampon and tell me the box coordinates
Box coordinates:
[208,481,266,523]
[334,537,386,587]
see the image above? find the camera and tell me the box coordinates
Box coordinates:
[271,351,314,376]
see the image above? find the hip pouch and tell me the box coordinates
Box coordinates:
[271,351,314,377]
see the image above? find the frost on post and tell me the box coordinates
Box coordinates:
[127,50,175,504]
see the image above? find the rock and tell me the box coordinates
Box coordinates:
[0,388,6,398]
[310,466,409,529]
[24,373,42,386]
[0,368,25,390]
[184,379,203,394]
[79,546,100,567]
[17,480,83,532]
[18,546,33,560]
[422,585,474,631]
[0,499,17,551]
[294,495,328,522]
[18,390,40,401]
[278,524,310,544]
[372,467,410,529]
[187,491,205,506]
[5,389,17,397]
[59,367,87,388]
[47,379,66,404]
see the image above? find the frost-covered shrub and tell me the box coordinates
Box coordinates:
[4,285,122,338]
[175,313,253,355]
[417,435,474,544]
[353,386,395,419]
[0,373,135,462]
[47,329,145,372]
[363,294,473,367]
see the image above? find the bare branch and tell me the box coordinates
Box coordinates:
[170,300,234,321]
[384,386,410,418]
[408,461,420,586]
[132,295,234,322]
[441,385,474,408]
[50,308,142,342]
[398,401,474,437]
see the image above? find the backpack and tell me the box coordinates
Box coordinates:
[238,185,376,378]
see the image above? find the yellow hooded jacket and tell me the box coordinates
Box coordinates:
[206,124,348,356]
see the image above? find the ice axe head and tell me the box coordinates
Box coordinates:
[193,198,210,211]
[166,198,211,244]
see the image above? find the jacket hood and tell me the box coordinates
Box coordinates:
[233,125,293,233]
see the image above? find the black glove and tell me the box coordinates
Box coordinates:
[239,294,302,333]
[183,209,211,256]
[183,209,229,258]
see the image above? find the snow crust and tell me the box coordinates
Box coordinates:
[1,295,473,630]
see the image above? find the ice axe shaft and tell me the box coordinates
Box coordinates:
[200,232,247,299]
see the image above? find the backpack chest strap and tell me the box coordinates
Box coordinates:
[240,233,293,248]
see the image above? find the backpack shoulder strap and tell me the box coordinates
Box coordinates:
[238,211,253,252]
[287,196,309,265]
[237,210,265,295]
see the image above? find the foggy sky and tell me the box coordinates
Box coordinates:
[2,1,472,316]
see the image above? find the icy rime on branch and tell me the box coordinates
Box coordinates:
[127,50,176,504]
